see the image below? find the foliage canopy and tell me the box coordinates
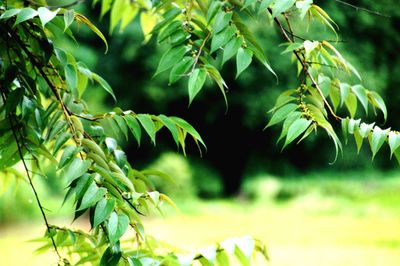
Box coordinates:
[0,0,396,265]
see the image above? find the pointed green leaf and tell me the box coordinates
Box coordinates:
[236,47,253,78]
[59,145,80,169]
[64,9,75,31]
[188,68,207,105]
[170,116,206,148]
[136,114,156,145]
[207,0,222,23]
[359,122,374,138]
[78,182,107,211]
[369,126,389,159]
[0,9,21,20]
[388,132,400,158]
[352,85,368,114]
[169,56,194,85]
[93,198,115,228]
[266,103,298,128]
[38,7,59,27]
[284,118,312,148]
[63,158,92,185]
[65,64,78,96]
[158,115,179,146]
[345,93,357,118]
[124,115,141,145]
[92,73,116,102]
[272,0,296,17]
[155,46,188,76]
[339,82,350,107]
[53,132,72,155]
[368,91,387,121]
[259,0,274,14]
[213,11,232,33]
[107,212,129,245]
[14,8,38,26]
[211,25,236,53]
[223,37,242,65]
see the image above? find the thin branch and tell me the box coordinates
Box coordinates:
[0,90,62,259]
[269,8,341,121]
[333,0,391,18]
[190,31,211,74]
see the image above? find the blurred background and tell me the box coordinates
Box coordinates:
[1,0,400,265]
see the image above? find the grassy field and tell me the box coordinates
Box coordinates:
[1,172,400,265]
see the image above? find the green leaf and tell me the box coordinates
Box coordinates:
[14,8,38,26]
[207,0,222,23]
[64,10,74,31]
[93,198,116,228]
[236,47,253,78]
[92,73,116,102]
[78,182,107,211]
[65,64,78,96]
[204,64,228,109]
[345,93,357,118]
[113,115,128,140]
[124,115,142,145]
[169,56,194,85]
[53,132,72,155]
[259,0,275,14]
[136,114,156,145]
[75,13,109,53]
[155,46,189,76]
[368,91,387,121]
[388,132,400,158]
[272,0,296,17]
[158,115,179,146]
[188,68,207,105]
[59,145,79,169]
[213,11,232,34]
[339,82,350,107]
[369,126,389,159]
[62,158,92,185]
[352,85,368,114]
[359,122,374,138]
[38,7,59,27]
[284,118,312,148]
[107,212,129,245]
[223,37,242,65]
[0,9,20,20]
[211,25,236,53]
[216,250,230,266]
[110,0,125,33]
[170,116,206,148]
[266,103,298,128]
[100,245,122,266]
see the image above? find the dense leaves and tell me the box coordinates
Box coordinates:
[0,0,397,265]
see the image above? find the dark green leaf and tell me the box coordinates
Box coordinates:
[93,198,115,228]
[266,103,298,128]
[124,115,141,145]
[158,115,179,146]
[78,182,107,211]
[155,46,189,76]
[107,212,129,245]
[62,158,92,185]
[223,37,242,65]
[136,114,156,145]
[188,68,207,105]
[211,25,236,53]
[284,118,312,148]
[14,8,38,26]
[65,64,78,96]
[59,145,79,169]
[236,47,253,78]
[53,132,72,155]
[213,11,232,33]
[169,56,194,85]
[100,246,122,266]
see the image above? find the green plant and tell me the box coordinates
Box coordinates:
[0,0,397,265]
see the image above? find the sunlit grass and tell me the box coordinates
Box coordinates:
[1,172,400,265]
